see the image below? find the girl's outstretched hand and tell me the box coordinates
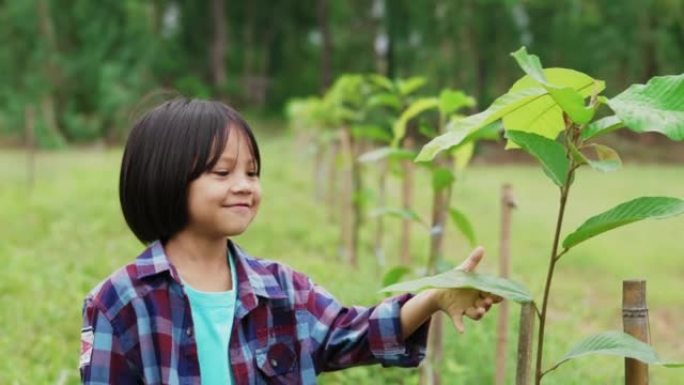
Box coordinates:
[399,246,504,340]
[429,246,503,333]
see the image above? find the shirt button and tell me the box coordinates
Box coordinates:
[270,358,278,368]
[186,327,193,337]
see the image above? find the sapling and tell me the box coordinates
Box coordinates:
[385,47,684,384]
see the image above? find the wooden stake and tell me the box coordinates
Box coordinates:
[516,303,536,385]
[496,184,516,385]
[623,280,649,385]
[26,105,36,190]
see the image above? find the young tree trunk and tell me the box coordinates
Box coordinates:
[327,138,339,223]
[313,142,326,202]
[338,128,358,267]
[400,136,415,265]
[421,155,454,385]
[317,0,333,91]
[373,160,388,275]
[349,135,362,269]
[210,0,227,94]
[496,184,516,385]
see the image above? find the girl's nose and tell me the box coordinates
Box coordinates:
[230,175,253,193]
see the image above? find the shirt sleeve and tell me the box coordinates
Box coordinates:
[303,278,430,373]
[80,298,138,384]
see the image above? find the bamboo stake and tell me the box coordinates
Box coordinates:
[495,184,516,385]
[623,280,649,385]
[516,303,536,385]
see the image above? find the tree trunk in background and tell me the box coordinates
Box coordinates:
[36,0,64,143]
[317,0,333,92]
[400,136,415,265]
[210,0,227,95]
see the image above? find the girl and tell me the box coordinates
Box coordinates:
[80,98,500,384]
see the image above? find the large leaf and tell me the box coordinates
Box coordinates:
[510,47,597,125]
[351,124,393,142]
[449,208,477,247]
[503,68,605,148]
[380,269,533,304]
[608,74,684,141]
[358,147,416,163]
[415,87,548,161]
[505,130,569,187]
[581,115,624,140]
[393,98,439,146]
[563,196,684,249]
[452,141,475,172]
[555,331,684,370]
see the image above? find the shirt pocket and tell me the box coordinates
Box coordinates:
[255,335,300,384]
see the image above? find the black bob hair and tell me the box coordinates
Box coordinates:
[119,98,261,244]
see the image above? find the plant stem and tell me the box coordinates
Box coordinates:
[534,182,572,385]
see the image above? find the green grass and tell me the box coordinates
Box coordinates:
[1,130,683,384]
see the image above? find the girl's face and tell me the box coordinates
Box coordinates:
[185,128,261,240]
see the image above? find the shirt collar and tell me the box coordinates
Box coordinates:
[134,240,287,312]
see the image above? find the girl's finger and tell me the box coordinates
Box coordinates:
[464,306,485,320]
[457,246,485,272]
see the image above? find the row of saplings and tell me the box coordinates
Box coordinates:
[286,47,684,384]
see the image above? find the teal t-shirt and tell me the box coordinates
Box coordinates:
[184,252,237,384]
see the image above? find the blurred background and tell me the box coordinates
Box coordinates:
[1,0,683,148]
[1,1,683,385]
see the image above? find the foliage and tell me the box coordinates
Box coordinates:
[407,46,684,384]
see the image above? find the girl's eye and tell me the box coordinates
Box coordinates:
[247,171,259,177]
[213,171,229,177]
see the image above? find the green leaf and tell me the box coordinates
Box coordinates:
[367,92,402,111]
[381,265,413,288]
[608,74,684,141]
[432,167,455,191]
[351,124,393,142]
[510,47,598,125]
[380,269,533,304]
[505,131,569,187]
[367,74,394,91]
[393,98,439,146]
[449,208,476,247]
[439,89,476,116]
[555,331,684,370]
[415,87,548,161]
[582,115,624,140]
[588,144,622,172]
[503,68,604,148]
[397,77,427,96]
[569,143,622,173]
[418,123,439,139]
[370,207,425,225]
[563,196,684,249]
[358,147,416,163]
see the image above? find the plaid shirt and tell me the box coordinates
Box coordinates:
[80,240,429,384]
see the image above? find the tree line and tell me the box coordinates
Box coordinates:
[1,0,681,147]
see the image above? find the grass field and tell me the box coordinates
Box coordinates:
[1,129,683,385]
